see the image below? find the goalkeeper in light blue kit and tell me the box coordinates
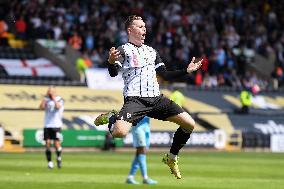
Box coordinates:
[126,116,157,185]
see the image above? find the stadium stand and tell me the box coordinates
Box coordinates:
[0,28,83,84]
[0,58,64,77]
[0,46,81,85]
[0,0,282,89]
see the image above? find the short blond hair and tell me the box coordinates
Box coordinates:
[124,15,142,30]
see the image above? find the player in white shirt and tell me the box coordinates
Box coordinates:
[39,86,64,169]
[95,15,202,179]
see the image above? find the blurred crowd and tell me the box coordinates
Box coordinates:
[1,0,284,89]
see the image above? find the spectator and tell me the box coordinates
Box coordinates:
[7,0,284,90]
[170,89,185,107]
[52,22,62,40]
[194,70,203,86]
[84,31,94,53]
[68,31,82,50]
[217,73,226,87]
[215,44,226,72]
[271,66,284,89]
[200,53,209,73]
[76,55,88,83]
[226,69,242,89]
[0,18,8,46]
[82,52,93,68]
[202,73,218,89]
[237,84,260,114]
[90,49,103,68]
[225,26,240,49]
[14,15,27,39]
[239,88,252,114]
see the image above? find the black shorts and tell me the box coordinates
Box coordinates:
[118,94,184,126]
[44,128,62,141]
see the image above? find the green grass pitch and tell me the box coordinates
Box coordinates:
[0,151,284,189]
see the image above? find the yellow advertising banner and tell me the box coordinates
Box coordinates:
[0,85,124,111]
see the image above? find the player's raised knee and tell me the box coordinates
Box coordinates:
[182,112,195,128]
[183,113,195,131]
[112,129,128,138]
[188,117,195,129]
[111,121,132,138]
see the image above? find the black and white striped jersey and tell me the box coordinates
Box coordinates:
[115,42,164,97]
[108,42,188,97]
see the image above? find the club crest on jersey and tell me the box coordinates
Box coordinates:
[127,113,132,119]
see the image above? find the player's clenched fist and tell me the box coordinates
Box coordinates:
[108,47,121,64]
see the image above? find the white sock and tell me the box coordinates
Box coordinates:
[57,147,62,152]
[168,153,178,161]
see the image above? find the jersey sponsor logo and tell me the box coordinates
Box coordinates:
[132,53,139,67]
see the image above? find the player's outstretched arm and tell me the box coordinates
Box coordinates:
[156,59,201,81]
[156,50,202,81]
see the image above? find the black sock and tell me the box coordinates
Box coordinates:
[108,114,116,134]
[45,148,52,162]
[170,127,192,155]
